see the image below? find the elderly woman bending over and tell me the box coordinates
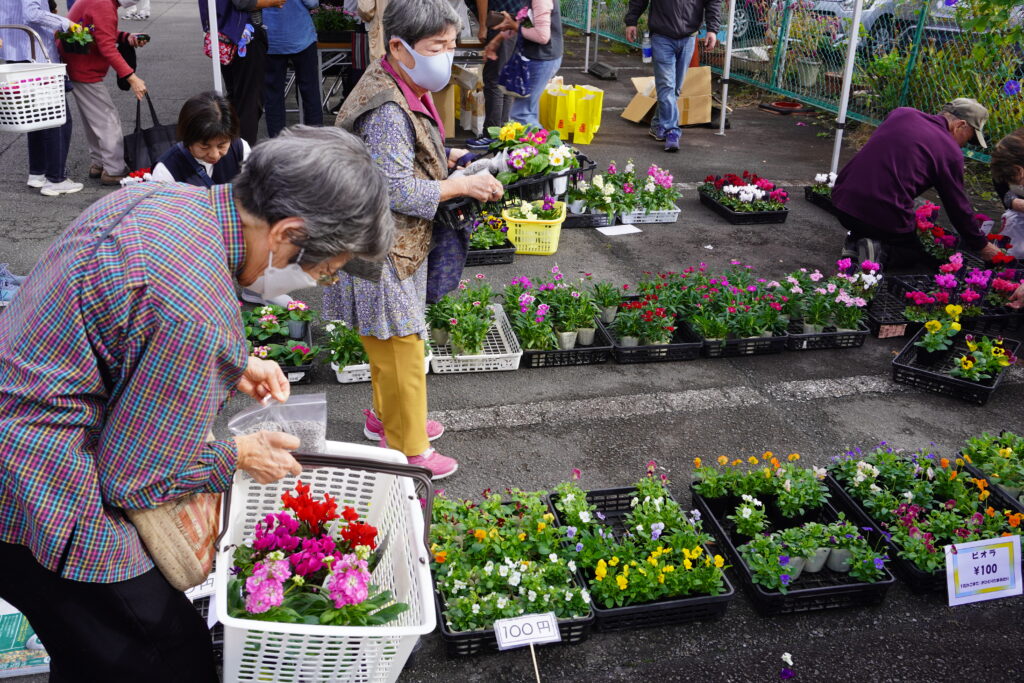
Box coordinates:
[324,0,504,479]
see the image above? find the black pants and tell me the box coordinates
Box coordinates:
[264,41,324,138]
[222,25,268,145]
[0,541,217,683]
[835,207,932,269]
[482,28,516,129]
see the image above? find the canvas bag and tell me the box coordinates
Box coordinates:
[123,93,176,172]
[497,34,532,98]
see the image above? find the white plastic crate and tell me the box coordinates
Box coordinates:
[428,304,522,374]
[619,208,681,225]
[215,442,435,683]
[332,353,432,384]
[0,63,67,133]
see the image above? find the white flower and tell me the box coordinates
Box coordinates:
[630,497,639,508]
[581,589,591,604]
[484,561,494,574]
[549,553,559,563]
[903,491,914,501]
[740,506,753,519]
[509,571,521,586]
[828,172,837,182]
[528,590,537,602]
[568,560,576,572]
[654,497,663,509]
[577,179,590,191]
[549,150,566,167]
[471,603,481,614]
[782,652,793,666]
[603,183,614,196]
[593,174,605,189]
[741,494,753,503]
[751,497,763,507]
[324,323,336,333]
[926,467,935,480]
[869,483,882,493]
[498,565,509,577]
[543,593,550,602]
[644,179,656,193]
[636,525,645,533]
[565,591,573,601]
[814,173,828,183]
[497,597,507,609]
[563,493,575,503]
[783,479,792,492]
[813,466,827,480]
[625,161,634,173]
[578,510,591,523]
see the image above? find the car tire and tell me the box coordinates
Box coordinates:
[733,6,751,41]
[868,15,896,56]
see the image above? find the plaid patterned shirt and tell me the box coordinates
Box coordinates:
[0,184,249,583]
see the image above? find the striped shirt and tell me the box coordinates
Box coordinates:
[0,184,249,583]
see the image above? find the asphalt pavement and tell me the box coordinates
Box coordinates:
[2,2,1023,682]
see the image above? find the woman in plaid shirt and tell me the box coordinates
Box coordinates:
[0,126,392,681]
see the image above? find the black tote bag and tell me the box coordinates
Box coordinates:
[123,93,176,172]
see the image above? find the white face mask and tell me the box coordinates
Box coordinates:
[248,250,318,299]
[118,0,140,7]
[395,37,453,92]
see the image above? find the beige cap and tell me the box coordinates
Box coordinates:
[942,98,989,148]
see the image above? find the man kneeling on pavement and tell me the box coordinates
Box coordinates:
[831,98,1001,269]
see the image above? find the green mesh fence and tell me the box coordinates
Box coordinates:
[561,0,1024,163]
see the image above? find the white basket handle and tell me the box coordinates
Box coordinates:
[216,452,436,557]
[0,25,55,63]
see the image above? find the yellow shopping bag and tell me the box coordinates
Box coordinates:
[571,85,604,145]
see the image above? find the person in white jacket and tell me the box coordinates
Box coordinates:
[0,0,83,196]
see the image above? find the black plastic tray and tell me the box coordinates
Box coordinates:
[785,321,869,351]
[563,211,612,229]
[436,196,480,232]
[699,330,789,358]
[520,317,614,368]
[549,486,735,632]
[891,329,1020,405]
[605,319,704,364]
[866,290,915,338]
[823,475,944,593]
[698,188,789,225]
[803,186,837,215]
[692,487,896,614]
[464,240,516,267]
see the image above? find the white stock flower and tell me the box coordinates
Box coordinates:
[815,173,828,183]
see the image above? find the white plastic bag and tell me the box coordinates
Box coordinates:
[227,393,327,452]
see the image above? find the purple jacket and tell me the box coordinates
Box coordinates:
[832,107,984,250]
[199,0,248,45]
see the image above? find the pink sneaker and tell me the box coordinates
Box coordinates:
[407,448,458,480]
[362,409,444,442]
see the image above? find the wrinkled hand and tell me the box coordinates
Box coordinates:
[494,11,518,32]
[978,242,1002,263]
[702,33,718,51]
[625,26,638,44]
[460,173,504,202]
[238,356,290,405]
[1010,283,1024,309]
[127,73,146,100]
[234,431,302,484]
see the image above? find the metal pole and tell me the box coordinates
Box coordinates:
[582,0,592,73]
[770,0,793,89]
[716,0,737,135]
[897,2,931,107]
[829,0,864,174]
[208,0,224,94]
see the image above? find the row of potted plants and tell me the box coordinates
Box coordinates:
[565,161,683,225]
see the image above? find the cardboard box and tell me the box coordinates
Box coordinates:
[621,66,713,126]
[435,83,456,139]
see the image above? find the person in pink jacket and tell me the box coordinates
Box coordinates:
[63,0,148,184]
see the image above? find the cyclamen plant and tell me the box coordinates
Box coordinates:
[700,172,789,212]
[811,171,837,196]
[228,481,408,626]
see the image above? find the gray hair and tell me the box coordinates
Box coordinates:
[383,0,461,54]
[233,126,393,263]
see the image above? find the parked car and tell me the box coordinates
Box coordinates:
[731,0,773,41]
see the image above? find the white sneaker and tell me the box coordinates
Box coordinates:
[40,179,84,196]
[27,174,47,188]
[239,288,293,307]
[137,12,149,19]
[124,10,138,19]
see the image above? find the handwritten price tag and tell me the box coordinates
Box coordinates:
[945,535,1022,606]
[494,612,561,651]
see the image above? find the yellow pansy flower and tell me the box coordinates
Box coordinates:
[543,512,554,522]
[474,529,487,541]
[616,575,629,590]
[537,522,546,532]
[714,555,725,568]
[648,556,659,567]
[663,565,675,573]
[999,448,1013,458]
[924,320,942,333]
[945,304,963,318]
[950,321,962,332]
[693,457,703,468]
[691,546,703,557]
[993,346,1005,356]
[731,459,743,466]
[788,453,801,461]
[489,528,499,539]
[717,455,729,466]
[967,340,978,351]
[748,456,759,465]
[960,357,974,370]
[608,556,619,567]
[595,559,607,581]
[763,467,772,479]
[658,573,666,584]
[517,532,526,541]
[683,559,693,570]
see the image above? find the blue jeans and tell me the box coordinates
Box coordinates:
[650,34,696,136]
[264,41,323,138]
[509,56,562,128]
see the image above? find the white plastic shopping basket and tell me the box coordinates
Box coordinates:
[215,442,436,682]
[0,25,67,133]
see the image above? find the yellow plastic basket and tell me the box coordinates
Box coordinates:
[502,202,566,256]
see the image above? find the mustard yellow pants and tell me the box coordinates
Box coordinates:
[361,333,429,457]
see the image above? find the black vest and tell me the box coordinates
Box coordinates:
[154,140,245,187]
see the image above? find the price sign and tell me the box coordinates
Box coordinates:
[493,612,561,651]
[184,572,216,601]
[945,535,1022,606]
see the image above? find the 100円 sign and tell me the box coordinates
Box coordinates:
[494,612,562,651]
[944,535,1023,606]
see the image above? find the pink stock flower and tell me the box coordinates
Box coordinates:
[325,554,370,608]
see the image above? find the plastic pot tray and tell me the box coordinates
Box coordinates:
[698,188,789,225]
[520,316,614,369]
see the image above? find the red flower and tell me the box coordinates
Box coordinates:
[340,520,378,550]
[281,480,340,535]
[341,506,359,522]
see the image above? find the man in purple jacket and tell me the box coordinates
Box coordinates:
[832,98,1000,268]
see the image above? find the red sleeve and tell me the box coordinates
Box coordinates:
[92,9,134,79]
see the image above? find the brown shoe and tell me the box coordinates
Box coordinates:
[88,165,103,179]
[100,171,127,185]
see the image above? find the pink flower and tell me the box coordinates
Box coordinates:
[608,162,617,174]
[571,468,582,480]
[290,535,337,576]
[325,554,370,608]
[290,344,311,354]
[245,558,291,614]
[934,273,957,289]
[861,260,880,273]
[287,300,308,311]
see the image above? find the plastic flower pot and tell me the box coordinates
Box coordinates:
[430,327,449,347]
[556,330,578,350]
[999,484,1023,501]
[803,547,831,574]
[618,335,640,347]
[568,199,586,214]
[600,306,618,325]
[287,320,308,340]
[576,327,596,346]
[551,175,568,196]
[784,556,806,582]
[826,548,853,573]
[802,322,824,334]
[795,58,822,88]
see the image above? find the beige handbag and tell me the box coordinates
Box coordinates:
[126,431,222,591]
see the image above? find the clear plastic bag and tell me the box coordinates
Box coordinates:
[227,393,327,452]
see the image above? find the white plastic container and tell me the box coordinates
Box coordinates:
[216,442,435,682]
[0,63,67,133]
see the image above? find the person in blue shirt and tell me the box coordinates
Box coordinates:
[262,0,323,137]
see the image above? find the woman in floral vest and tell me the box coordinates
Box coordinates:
[324,0,503,479]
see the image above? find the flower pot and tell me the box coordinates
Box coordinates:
[826,548,853,573]
[600,306,618,325]
[556,330,578,350]
[576,327,596,346]
[784,556,806,582]
[287,320,308,340]
[61,41,91,54]
[795,58,822,88]
[568,199,586,214]
[803,547,831,574]
[551,175,568,197]
[915,346,945,366]
[430,327,450,347]
[618,335,640,347]
[802,322,824,334]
